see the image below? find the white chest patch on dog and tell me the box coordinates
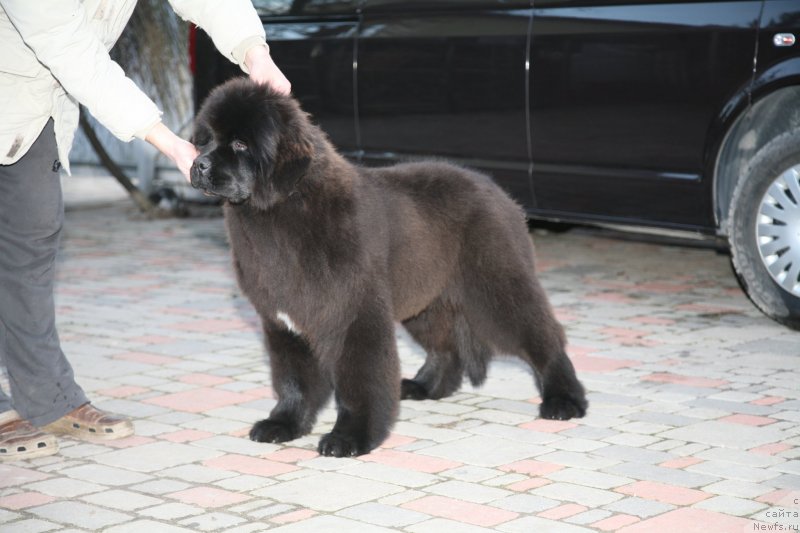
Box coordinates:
[276,311,301,335]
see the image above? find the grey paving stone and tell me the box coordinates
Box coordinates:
[0,519,60,533]
[733,339,800,357]
[497,516,596,533]
[767,474,800,489]
[179,512,247,531]
[659,421,787,449]
[775,460,800,475]
[104,520,201,533]
[549,438,608,452]
[490,494,560,513]
[425,480,513,503]
[270,515,399,532]
[340,462,442,488]
[419,435,551,467]
[560,426,618,440]
[219,523,272,533]
[159,464,238,483]
[93,442,223,473]
[535,451,619,470]
[81,490,163,511]
[593,444,673,464]
[247,504,295,519]
[28,502,132,530]
[606,462,720,488]
[24,478,107,498]
[703,479,774,498]
[139,503,205,520]
[337,503,431,527]
[693,495,768,516]
[604,496,675,517]
[408,518,501,533]
[627,411,698,427]
[687,461,784,483]
[0,510,22,524]
[253,473,402,511]
[130,479,192,495]
[468,423,562,445]
[565,509,613,525]
[441,466,502,482]
[547,468,634,489]
[585,393,646,407]
[532,482,624,506]
[687,399,777,416]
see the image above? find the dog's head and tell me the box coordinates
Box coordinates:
[190,78,313,209]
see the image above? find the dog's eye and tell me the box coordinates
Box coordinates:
[192,133,211,147]
[231,139,248,152]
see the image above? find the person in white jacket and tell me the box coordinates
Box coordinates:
[0,0,291,461]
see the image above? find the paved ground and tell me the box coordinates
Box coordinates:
[1,182,799,532]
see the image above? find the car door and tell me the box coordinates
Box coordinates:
[529,0,762,229]
[357,0,534,208]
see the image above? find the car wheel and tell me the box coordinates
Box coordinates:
[728,129,800,330]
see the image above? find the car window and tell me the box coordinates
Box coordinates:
[363,0,529,9]
[253,0,358,16]
[533,1,760,28]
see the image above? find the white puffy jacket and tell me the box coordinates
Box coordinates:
[0,0,267,173]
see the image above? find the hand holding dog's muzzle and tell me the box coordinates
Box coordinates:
[145,122,198,183]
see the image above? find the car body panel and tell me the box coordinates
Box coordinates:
[529,1,761,229]
[357,4,533,207]
[192,0,800,234]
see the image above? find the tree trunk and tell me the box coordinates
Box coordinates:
[79,108,163,217]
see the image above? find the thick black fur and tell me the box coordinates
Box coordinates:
[191,78,588,457]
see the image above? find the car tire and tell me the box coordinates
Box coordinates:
[728,129,800,330]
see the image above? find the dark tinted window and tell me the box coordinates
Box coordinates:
[253,0,358,16]
[363,0,529,10]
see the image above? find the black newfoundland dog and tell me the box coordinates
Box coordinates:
[190,78,588,457]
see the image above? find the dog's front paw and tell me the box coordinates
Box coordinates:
[400,379,429,400]
[318,431,369,457]
[540,394,588,420]
[249,419,299,443]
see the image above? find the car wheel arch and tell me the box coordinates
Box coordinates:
[714,84,800,236]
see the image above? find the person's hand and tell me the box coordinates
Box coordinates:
[246,44,291,95]
[170,138,201,182]
[145,122,199,183]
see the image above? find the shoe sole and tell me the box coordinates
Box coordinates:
[0,436,59,462]
[42,419,134,441]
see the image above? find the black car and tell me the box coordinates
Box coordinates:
[192,0,800,329]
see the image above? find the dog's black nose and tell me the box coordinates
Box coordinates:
[190,156,212,188]
[194,156,211,173]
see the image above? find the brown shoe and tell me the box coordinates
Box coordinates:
[0,411,59,462]
[42,403,134,441]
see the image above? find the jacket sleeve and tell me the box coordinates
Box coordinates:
[167,0,266,72]
[1,0,162,142]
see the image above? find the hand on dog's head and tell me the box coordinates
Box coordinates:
[190,78,313,209]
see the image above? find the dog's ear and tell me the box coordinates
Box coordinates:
[249,101,314,210]
[273,106,313,186]
[270,101,314,200]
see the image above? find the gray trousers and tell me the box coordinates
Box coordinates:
[0,120,88,426]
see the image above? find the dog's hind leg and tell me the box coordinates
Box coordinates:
[250,327,332,444]
[317,291,400,457]
[514,285,589,421]
[465,271,587,420]
[461,223,588,421]
[401,297,490,400]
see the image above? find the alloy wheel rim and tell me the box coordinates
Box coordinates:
[756,164,800,296]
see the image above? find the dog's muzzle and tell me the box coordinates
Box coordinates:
[190,156,215,195]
